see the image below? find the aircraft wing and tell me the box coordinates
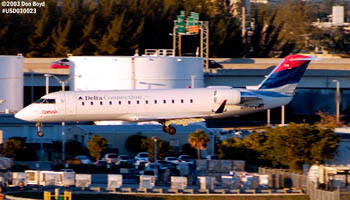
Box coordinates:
[132,115,208,126]
[132,100,230,126]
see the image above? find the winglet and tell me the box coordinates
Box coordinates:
[215,100,227,114]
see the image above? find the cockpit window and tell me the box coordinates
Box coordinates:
[35,98,56,104]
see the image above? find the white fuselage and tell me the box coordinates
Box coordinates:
[15,88,292,123]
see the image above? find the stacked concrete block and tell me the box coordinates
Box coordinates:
[171,176,187,189]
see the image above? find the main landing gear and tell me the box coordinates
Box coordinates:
[162,125,176,135]
[36,122,43,137]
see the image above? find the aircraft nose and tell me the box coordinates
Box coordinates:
[15,109,28,121]
[15,108,37,121]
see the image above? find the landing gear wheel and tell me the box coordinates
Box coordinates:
[168,126,176,135]
[162,125,176,135]
[38,131,44,137]
[162,125,170,133]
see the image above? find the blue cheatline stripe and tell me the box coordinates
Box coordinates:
[259,62,310,89]
[252,91,290,98]
[242,91,290,98]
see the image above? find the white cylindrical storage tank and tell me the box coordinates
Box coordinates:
[0,55,23,112]
[332,6,344,26]
[134,56,204,89]
[69,55,204,91]
[69,56,134,91]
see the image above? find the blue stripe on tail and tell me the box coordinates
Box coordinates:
[259,61,310,89]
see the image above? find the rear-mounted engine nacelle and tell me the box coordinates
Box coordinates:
[214,89,241,105]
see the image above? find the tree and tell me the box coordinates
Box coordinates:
[188,129,209,159]
[1,138,25,158]
[51,18,72,56]
[87,135,108,161]
[262,123,340,171]
[216,123,340,172]
[26,2,51,57]
[316,111,344,129]
[141,138,171,161]
[181,143,196,158]
[248,4,284,57]
[209,0,244,57]
[217,133,267,166]
[65,140,87,159]
[125,134,147,154]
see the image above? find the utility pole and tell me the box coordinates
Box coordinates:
[51,75,75,161]
[332,80,341,124]
[281,105,285,126]
[241,6,246,42]
[152,137,158,163]
[267,109,271,126]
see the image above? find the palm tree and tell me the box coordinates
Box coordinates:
[188,129,209,159]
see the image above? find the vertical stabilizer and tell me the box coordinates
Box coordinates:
[256,55,313,94]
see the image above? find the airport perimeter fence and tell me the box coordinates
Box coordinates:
[258,167,308,189]
[258,168,350,200]
[308,181,340,200]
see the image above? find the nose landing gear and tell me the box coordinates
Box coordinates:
[36,122,43,137]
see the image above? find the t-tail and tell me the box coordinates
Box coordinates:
[248,55,314,95]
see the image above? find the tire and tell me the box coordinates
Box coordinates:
[168,126,176,135]
[162,126,169,133]
[38,131,44,137]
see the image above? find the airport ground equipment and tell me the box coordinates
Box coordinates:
[107,174,122,190]
[43,190,71,200]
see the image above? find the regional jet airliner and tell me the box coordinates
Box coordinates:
[15,55,314,136]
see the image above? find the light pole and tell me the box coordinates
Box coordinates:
[44,74,52,94]
[41,74,54,161]
[332,80,341,124]
[48,75,75,161]
[152,137,158,163]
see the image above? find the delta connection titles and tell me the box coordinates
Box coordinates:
[80,95,143,101]
[1,1,45,14]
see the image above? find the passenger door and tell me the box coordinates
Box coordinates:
[64,92,76,120]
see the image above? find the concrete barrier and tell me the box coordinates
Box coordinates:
[167,188,179,193]
[136,188,147,193]
[120,187,132,193]
[229,189,240,194]
[152,188,163,193]
[89,187,101,192]
[214,189,226,194]
[198,189,209,194]
[183,188,194,194]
